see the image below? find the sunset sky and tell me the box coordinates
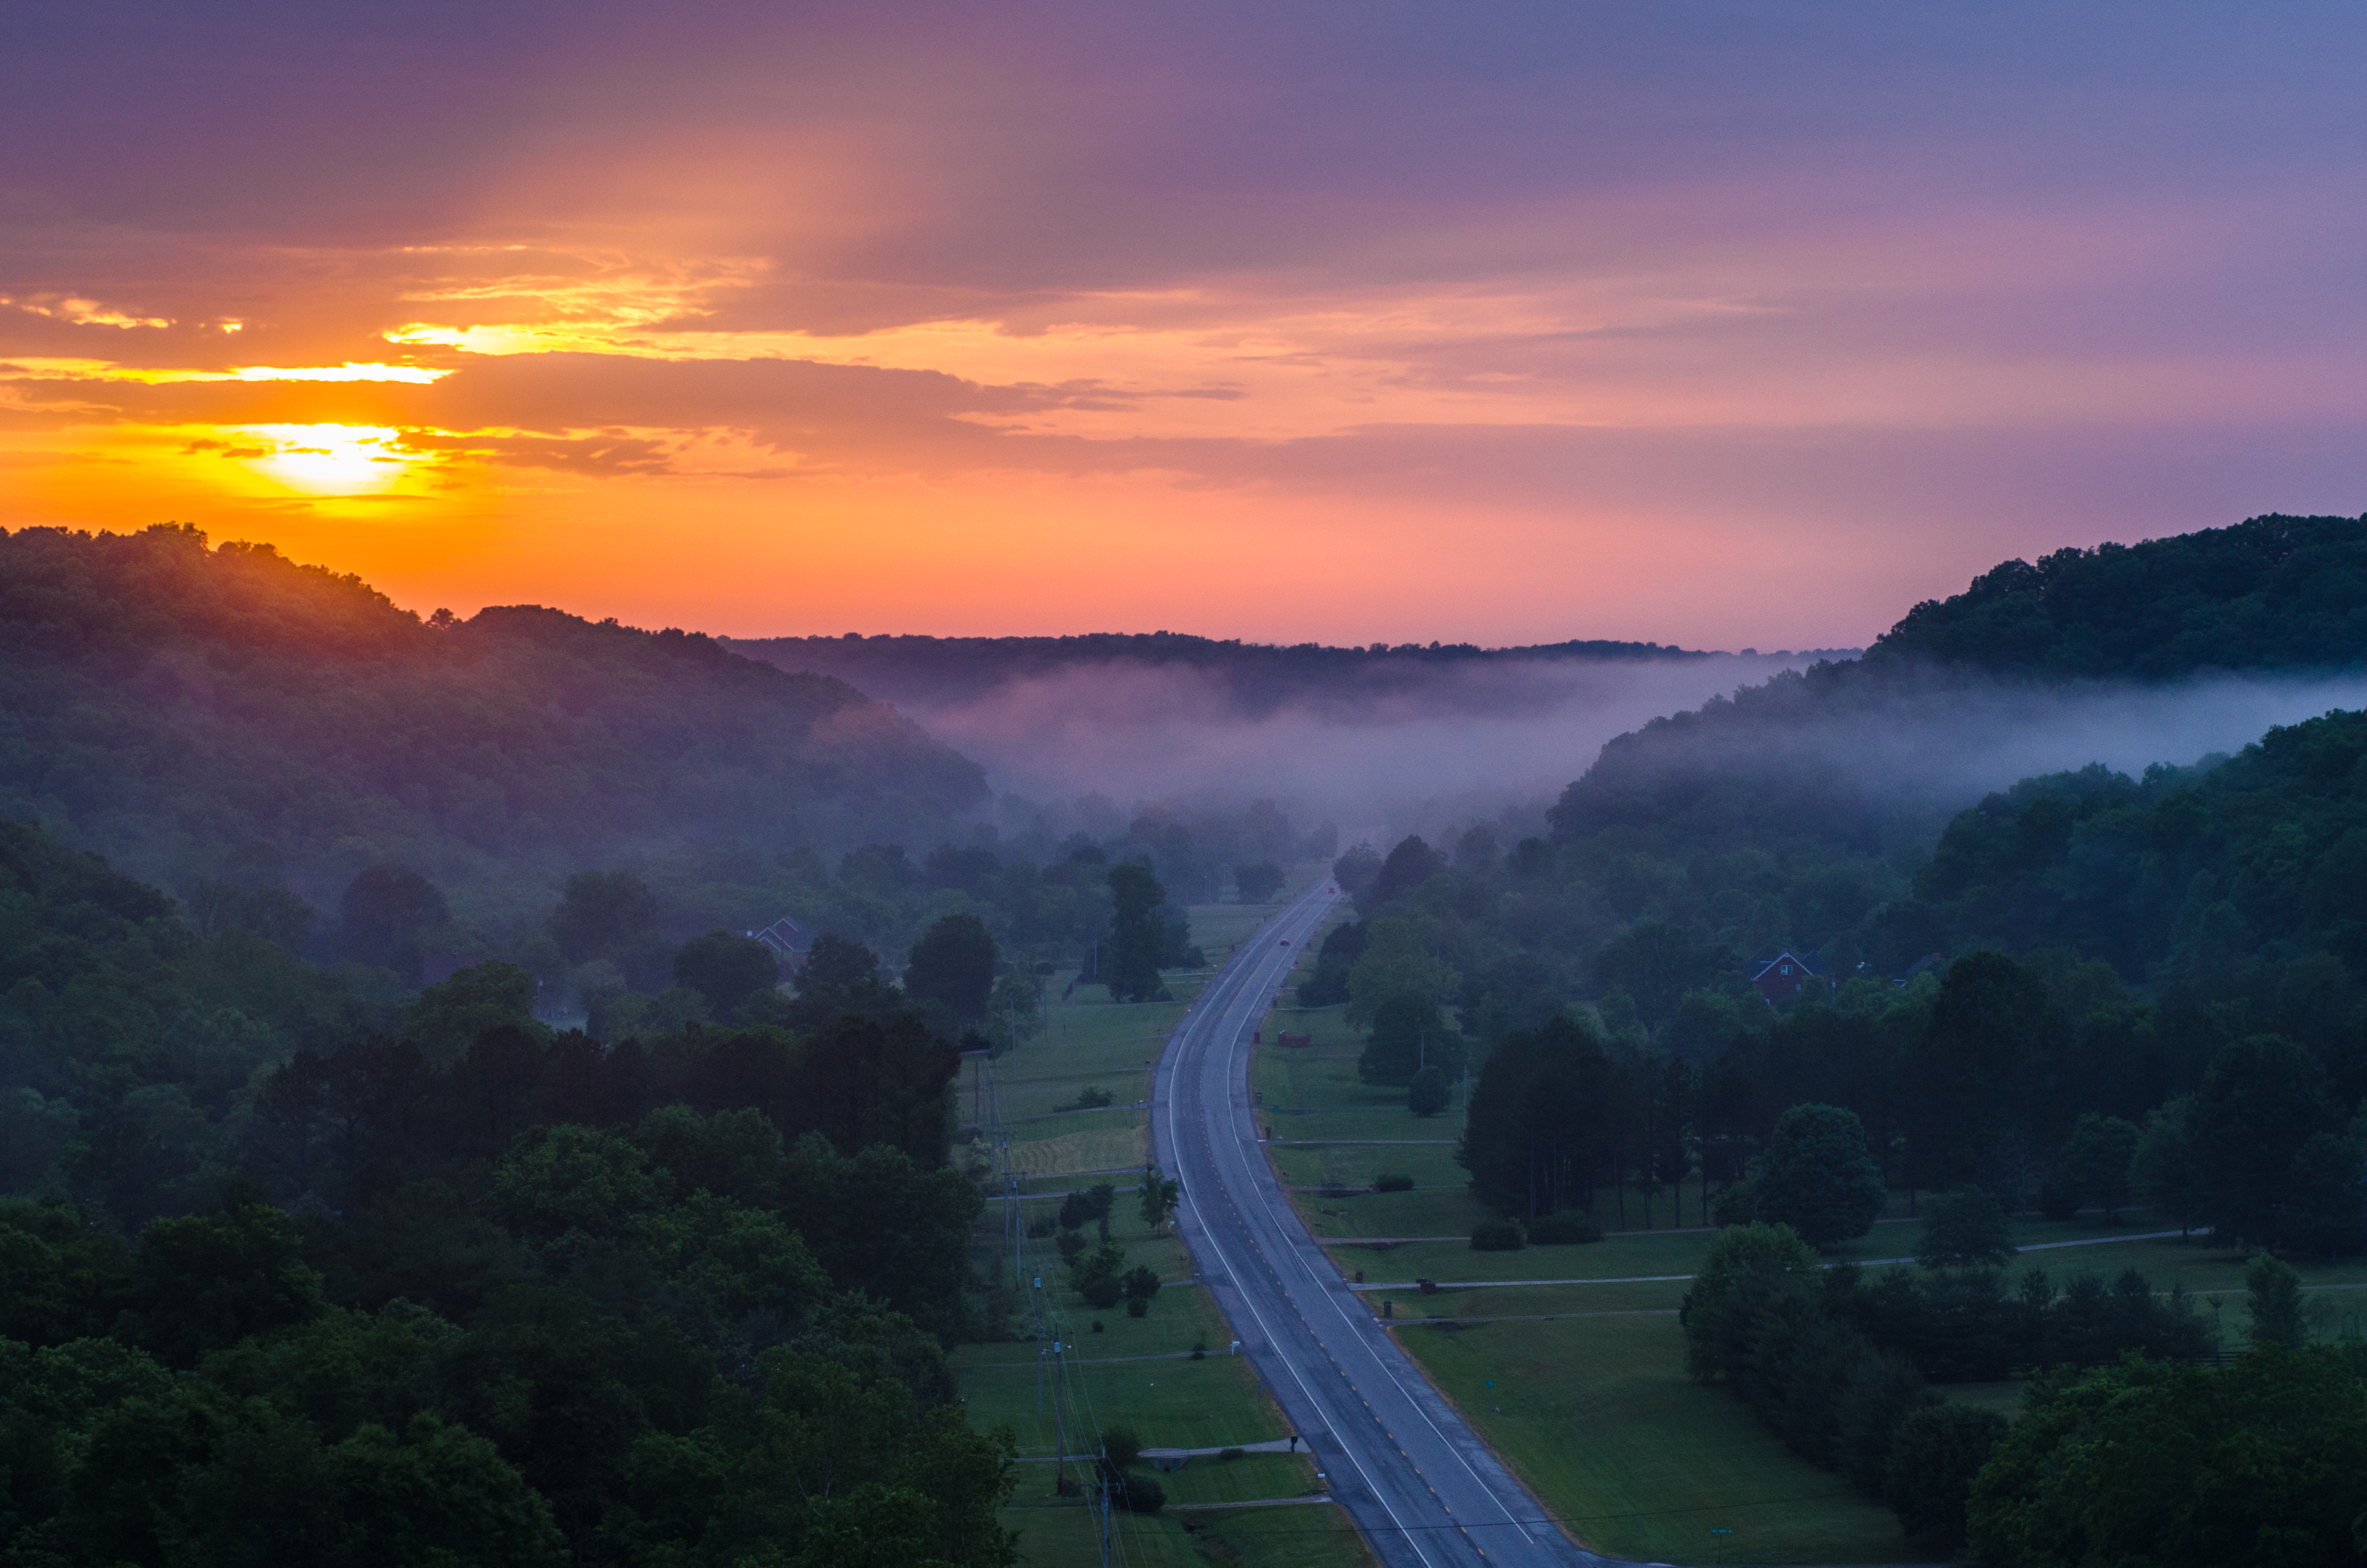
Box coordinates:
[6,3,2367,648]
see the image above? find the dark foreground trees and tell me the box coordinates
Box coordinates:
[1969,1348,2367,1568]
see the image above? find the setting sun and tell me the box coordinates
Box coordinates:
[233,424,414,494]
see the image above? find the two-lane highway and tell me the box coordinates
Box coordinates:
[1152,885,1611,1568]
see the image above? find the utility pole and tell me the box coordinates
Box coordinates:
[1097,1438,1115,1566]
[1050,1334,1070,1498]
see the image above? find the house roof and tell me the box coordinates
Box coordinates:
[748,915,816,957]
[1749,949,1829,981]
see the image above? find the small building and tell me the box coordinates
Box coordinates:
[1749,949,1831,1005]
[1892,952,1945,988]
[748,915,817,971]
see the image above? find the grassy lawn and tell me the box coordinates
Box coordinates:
[1005,1495,1368,1568]
[1266,1143,1468,1191]
[961,957,1370,1567]
[1190,903,1282,955]
[1388,1312,1916,1566]
[960,1350,1287,1456]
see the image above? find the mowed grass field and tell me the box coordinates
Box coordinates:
[1007,1495,1370,1568]
[1350,1213,2367,1563]
[1243,1004,2367,1565]
[961,917,1372,1567]
[1394,1312,1916,1565]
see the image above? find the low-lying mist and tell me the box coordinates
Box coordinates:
[901,653,1828,833]
[897,656,2367,845]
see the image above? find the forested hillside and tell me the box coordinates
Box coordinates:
[726,629,1746,717]
[0,525,989,915]
[0,820,1013,1565]
[1870,512,2367,676]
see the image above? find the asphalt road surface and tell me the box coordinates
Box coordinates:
[1152,884,1613,1568]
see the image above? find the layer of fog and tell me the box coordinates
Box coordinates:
[901,657,2367,846]
[902,654,1826,833]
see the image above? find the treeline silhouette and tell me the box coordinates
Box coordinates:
[0,523,989,912]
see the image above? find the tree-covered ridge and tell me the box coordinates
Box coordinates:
[1916,707,2367,985]
[726,628,1776,718]
[1870,512,2367,677]
[0,524,988,907]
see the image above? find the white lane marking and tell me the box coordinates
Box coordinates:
[1162,891,1445,1568]
[1211,924,1548,1553]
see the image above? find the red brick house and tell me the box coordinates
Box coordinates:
[1749,949,1831,1004]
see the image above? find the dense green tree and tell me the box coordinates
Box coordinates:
[339,865,450,979]
[2190,1034,2339,1246]
[1916,1188,2016,1268]
[1329,844,1383,905]
[402,960,541,1065]
[2133,1097,2204,1235]
[2284,1128,2367,1259]
[1137,1172,1179,1234]
[1913,953,2065,1191]
[1234,861,1285,903]
[1752,1104,1887,1248]
[2245,1253,2307,1348]
[1363,835,1447,912]
[1103,863,1168,1003]
[903,914,999,1027]
[1679,1221,1822,1381]
[671,929,780,1022]
[132,1193,326,1366]
[1883,1403,2006,1549]
[1459,1015,1616,1218]
[1594,920,1725,1032]
[547,871,660,967]
[2056,1112,2140,1220]
[1358,995,1461,1086]
[1968,1349,2367,1568]
[1407,1065,1450,1117]
[0,1200,136,1346]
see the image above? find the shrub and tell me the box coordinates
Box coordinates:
[1374,1173,1415,1192]
[1125,1295,1148,1318]
[1218,1446,1243,1461]
[1407,1065,1449,1117]
[1471,1217,1526,1251]
[1026,1216,1057,1238]
[1118,1474,1165,1513]
[2036,1178,2079,1221]
[1099,1426,1143,1475]
[1056,1229,1088,1263]
[1884,1403,2006,1548]
[1917,1188,2016,1268]
[1081,1274,1125,1310]
[1710,1182,1757,1226]
[1122,1264,1161,1301]
[1527,1211,1603,1245]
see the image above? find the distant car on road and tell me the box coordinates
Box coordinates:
[1279,939,1289,945]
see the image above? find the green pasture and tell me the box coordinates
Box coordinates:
[1297,1187,1492,1239]
[1265,1142,1467,1192]
[1352,1214,2367,1563]
[960,1351,1287,1456]
[1190,902,1281,955]
[1388,1312,1917,1565]
[964,1287,1236,1368]
[1004,1495,1368,1568]
[958,949,1356,1556]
